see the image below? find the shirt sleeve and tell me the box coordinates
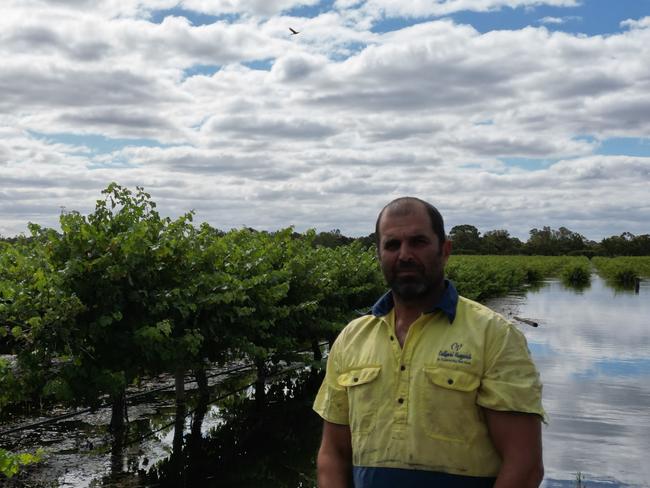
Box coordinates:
[476,318,547,422]
[313,334,350,425]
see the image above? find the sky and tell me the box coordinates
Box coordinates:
[1,0,649,241]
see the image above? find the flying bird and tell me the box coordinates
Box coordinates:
[289,27,300,35]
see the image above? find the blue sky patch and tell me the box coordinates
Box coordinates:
[183,64,222,78]
[243,59,274,71]
[371,16,435,33]
[369,0,649,35]
[500,157,559,170]
[29,131,168,155]
[285,0,336,19]
[450,0,649,35]
[596,137,650,157]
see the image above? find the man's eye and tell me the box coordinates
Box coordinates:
[384,241,399,250]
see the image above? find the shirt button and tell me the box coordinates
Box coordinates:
[398,398,404,404]
[390,336,394,341]
[447,379,454,385]
[353,377,359,382]
[400,365,406,371]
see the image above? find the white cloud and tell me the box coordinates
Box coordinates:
[180,0,321,17]
[621,16,650,30]
[344,0,581,21]
[539,16,564,24]
[537,15,581,25]
[1,2,650,241]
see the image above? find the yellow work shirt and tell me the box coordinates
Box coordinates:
[313,286,545,479]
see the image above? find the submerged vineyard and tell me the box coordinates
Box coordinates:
[0,185,384,428]
[1,184,649,479]
[447,255,593,301]
[592,256,650,285]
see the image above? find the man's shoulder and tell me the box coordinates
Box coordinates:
[334,313,382,345]
[456,295,512,331]
[342,312,381,332]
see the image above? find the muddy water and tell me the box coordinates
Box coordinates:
[2,274,649,487]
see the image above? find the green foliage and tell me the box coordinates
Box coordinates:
[40,184,179,406]
[0,185,385,416]
[448,225,481,253]
[560,260,592,287]
[0,448,43,479]
[0,357,21,412]
[526,226,587,255]
[0,235,84,410]
[592,257,650,285]
[599,233,650,256]
[448,225,591,256]
[447,256,592,301]
[311,229,354,248]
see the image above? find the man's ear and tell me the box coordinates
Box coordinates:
[442,239,452,262]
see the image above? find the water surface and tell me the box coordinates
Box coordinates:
[487,275,650,487]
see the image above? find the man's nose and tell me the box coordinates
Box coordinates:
[398,243,414,261]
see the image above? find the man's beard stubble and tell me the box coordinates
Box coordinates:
[386,261,435,302]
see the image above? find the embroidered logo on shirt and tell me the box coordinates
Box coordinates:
[438,342,473,364]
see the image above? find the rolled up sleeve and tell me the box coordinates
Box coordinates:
[477,320,547,422]
[313,338,350,425]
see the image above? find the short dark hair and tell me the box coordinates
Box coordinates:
[375,197,446,249]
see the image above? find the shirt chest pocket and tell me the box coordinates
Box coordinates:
[418,366,482,443]
[337,366,381,435]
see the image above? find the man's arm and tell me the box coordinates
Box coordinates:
[317,420,353,488]
[484,409,544,488]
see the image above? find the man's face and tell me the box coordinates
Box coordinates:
[377,205,451,301]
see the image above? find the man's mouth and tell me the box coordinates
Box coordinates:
[395,267,422,277]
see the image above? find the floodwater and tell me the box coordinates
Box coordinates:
[486,274,650,488]
[2,273,649,487]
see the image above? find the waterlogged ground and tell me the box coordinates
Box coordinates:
[2,274,649,487]
[1,363,323,488]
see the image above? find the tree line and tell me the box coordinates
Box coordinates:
[304,225,650,257]
[3,216,649,258]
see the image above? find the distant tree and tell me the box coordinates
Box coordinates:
[555,227,587,254]
[481,230,523,255]
[449,225,481,254]
[599,232,650,256]
[354,232,376,250]
[525,227,556,255]
[313,229,354,248]
[634,234,650,255]
[524,226,588,255]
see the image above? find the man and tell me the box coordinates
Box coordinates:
[313,197,545,488]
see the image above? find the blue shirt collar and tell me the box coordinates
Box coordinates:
[370,279,458,324]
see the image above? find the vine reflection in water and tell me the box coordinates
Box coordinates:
[136,367,323,488]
